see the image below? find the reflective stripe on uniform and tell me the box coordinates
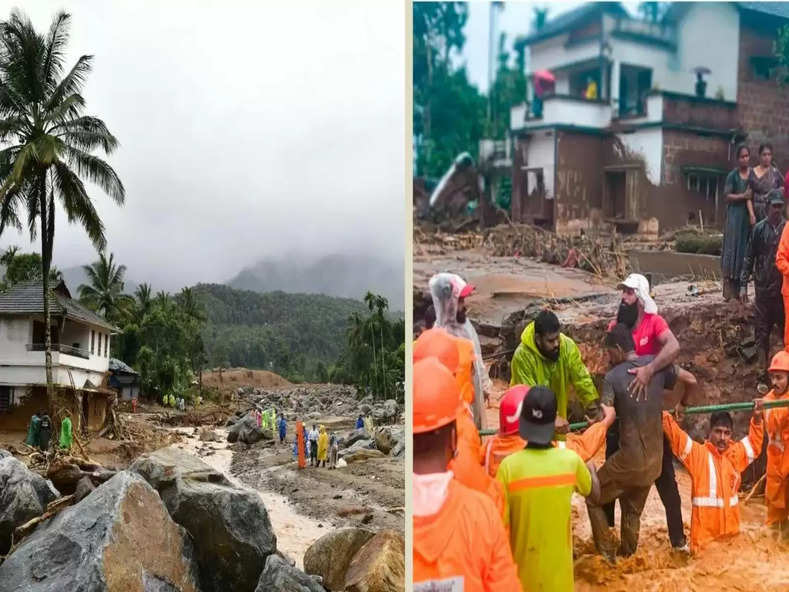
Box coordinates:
[484,441,492,475]
[680,434,693,461]
[730,495,739,506]
[708,452,717,499]
[557,441,567,449]
[507,473,576,493]
[741,436,755,463]
[692,497,723,507]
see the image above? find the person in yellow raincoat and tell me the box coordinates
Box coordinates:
[317,425,329,468]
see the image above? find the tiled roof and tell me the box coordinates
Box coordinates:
[0,280,118,331]
[109,357,138,375]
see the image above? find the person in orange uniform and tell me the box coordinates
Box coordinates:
[662,401,763,553]
[764,350,789,533]
[414,327,506,516]
[481,384,614,478]
[413,357,521,592]
[773,214,789,350]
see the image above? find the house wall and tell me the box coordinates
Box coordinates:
[737,16,789,167]
[526,131,556,200]
[616,127,663,184]
[529,33,601,75]
[0,386,44,431]
[555,130,605,234]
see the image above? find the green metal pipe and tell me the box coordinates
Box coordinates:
[478,398,789,437]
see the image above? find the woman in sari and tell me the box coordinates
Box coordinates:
[749,143,784,222]
[721,144,754,300]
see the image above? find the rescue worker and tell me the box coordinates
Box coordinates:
[587,324,681,562]
[278,414,287,443]
[510,309,602,438]
[131,395,138,413]
[356,415,364,430]
[317,425,328,468]
[429,272,491,428]
[607,273,691,551]
[38,411,52,451]
[773,206,789,351]
[663,402,763,552]
[329,433,339,469]
[496,385,598,591]
[763,350,789,533]
[413,357,521,591]
[59,414,73,451]
[740,190,786,370]
[481,384,614,479]
[414,327,506,515]
[24,411,41,448]
[308,424,319,467]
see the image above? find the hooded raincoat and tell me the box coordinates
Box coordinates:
[509,321,599,437]
[59,416,73,450]
[429,272,490,429]
[317,426,329,461]
[25,414,41,447]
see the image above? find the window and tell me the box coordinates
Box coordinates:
[98,333,102,357]
[684,170,723,202]
[91,330,95,355]
[104,334,109,357]
[751,57,778,81]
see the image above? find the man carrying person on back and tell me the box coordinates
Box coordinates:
[606,273,692,551]
[587,324,681,562]
[741,190,786,370]
[510,310,602,437]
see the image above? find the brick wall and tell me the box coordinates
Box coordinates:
[737,18,789,167]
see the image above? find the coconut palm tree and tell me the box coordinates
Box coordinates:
[0,11,124,403]
[78,251,133,321]
[176,286,204,321]
[134,282,152,319]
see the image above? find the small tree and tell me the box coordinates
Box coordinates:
[775,24,789,84]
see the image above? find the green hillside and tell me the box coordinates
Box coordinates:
[193,283,368,381]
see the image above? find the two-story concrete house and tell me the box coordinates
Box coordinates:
[509,2,789,236]
[0,280,119,434]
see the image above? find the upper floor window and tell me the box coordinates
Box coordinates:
[751,56,778,81]
[104,334,109,357]
[91,330,95,355]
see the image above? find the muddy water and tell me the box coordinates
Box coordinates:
[170,428,326,568]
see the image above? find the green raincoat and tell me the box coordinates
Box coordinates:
[59,416,73,450]
[510,321,599,437]
[25,414,41,447]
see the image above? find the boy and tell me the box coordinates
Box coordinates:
[413,357,520,591]
[663,403,763,552]
[481,384,614,478]
[764,350,789,533]
[496,386,598,591]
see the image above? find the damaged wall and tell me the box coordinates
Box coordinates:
[555,131,604,234]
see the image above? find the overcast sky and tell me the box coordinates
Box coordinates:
[0,0,405,291]
[460,1,641,92]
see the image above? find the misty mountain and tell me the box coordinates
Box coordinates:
[227,253,403,310]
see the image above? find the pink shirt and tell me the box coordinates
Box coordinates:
[632,313,670,356]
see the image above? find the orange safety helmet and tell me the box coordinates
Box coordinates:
[769,350,789,373]
[499,385,530,436]
[414,327,460,372]
[413,357,462,434]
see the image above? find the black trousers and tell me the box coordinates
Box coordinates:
[755,289,785,363]
[603,421,686,548]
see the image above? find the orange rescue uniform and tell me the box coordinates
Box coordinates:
[413,479,521,591]
[773,223,789,350]
[764,389,789,524]
[663,411,763,552]
[481,420,609,479]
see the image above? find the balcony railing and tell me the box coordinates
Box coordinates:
[27,343,90,360]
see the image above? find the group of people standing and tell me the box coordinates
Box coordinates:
[292,421,341,470]
[24,410,72,452]
[414,270,789,591]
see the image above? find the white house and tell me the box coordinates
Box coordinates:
[0,280,119,433]
[509,2,789,235]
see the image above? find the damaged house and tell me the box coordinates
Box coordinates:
[0,280,119,434]
[509,2,789,236]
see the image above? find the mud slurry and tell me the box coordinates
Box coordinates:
[230,442,404,533]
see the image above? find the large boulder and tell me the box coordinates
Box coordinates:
[371,400,399,425]
[345,429,369,447]
[303,528,375,591]
[373,427,403,456]
[0,456,59,554]
[131,446,276,592]
[338,440,374,458]
[344,531,405,592]
[255,554,325,592]
[74,476,96,503]
[0,471,200,592]
[227,416,268,445]
[343,449,386,463]
[0,448,11,459]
